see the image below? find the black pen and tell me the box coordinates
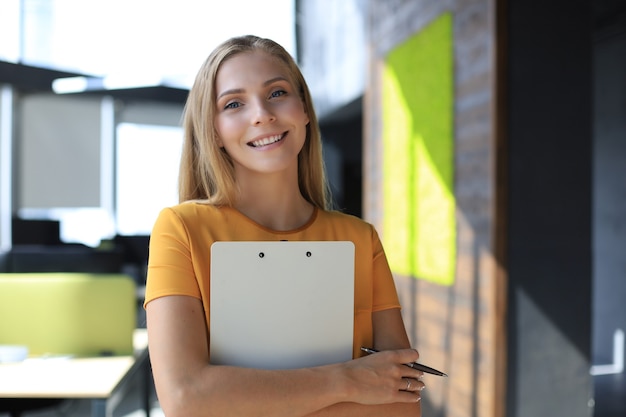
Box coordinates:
[360,347,448,377]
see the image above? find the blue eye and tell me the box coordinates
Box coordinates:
[224,101,241,110]
[270,90,286,98]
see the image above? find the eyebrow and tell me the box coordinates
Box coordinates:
[217,76,290,100]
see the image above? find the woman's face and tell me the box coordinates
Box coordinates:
[214,50,309,178]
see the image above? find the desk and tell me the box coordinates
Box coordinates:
[0,329,150,417]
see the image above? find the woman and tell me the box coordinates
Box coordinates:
[144,35,424,417]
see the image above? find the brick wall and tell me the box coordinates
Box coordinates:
[364,1,504,416]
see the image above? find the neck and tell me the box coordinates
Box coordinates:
[234,170,314,231]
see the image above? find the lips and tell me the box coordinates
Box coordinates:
[248,132,286,148]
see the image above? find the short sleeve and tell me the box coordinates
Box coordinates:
[143,207,202,307]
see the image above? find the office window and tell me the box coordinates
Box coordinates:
[0,0,20,63]
[115,123,182,236]
[8,0,296,87]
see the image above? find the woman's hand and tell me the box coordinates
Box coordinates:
[339,349,425,405]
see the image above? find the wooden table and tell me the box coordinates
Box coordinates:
[0,329,150,417]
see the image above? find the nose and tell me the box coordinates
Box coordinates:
[251,100,276,125]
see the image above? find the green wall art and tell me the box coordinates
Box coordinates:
[382,12,456,285]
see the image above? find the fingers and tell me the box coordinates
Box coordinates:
[398,376,425,403]
[361,348,425,385]
[391,348,420,364]
[392,351,425,402]
[401,377,412,391]
[385,350,423,380]
[399,377,425,393]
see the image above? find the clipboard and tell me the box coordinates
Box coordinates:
[209,241,355,370]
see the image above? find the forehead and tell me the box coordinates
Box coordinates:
[215,50,294,90]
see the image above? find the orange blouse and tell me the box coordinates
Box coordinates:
[144,202,401,358]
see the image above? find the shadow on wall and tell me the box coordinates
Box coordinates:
[395,216,483,417]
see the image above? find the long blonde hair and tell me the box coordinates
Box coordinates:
[178,35,331,210]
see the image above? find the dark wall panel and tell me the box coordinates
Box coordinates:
[506,0,594,416]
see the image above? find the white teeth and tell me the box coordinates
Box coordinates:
[250,134,283,147]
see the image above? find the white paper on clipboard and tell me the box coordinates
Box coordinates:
[210,240,355,370]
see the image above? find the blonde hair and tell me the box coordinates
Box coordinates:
[178,35,331,210]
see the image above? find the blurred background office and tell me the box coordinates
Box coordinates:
[0,1,625,417]
[0,0,295,247]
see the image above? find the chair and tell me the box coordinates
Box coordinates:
[0,273,137,416]
[0,273,136,356]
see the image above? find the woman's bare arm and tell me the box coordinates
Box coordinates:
[147,297,423,417]
[303,308,423,416]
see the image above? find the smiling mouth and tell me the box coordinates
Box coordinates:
[248,132,286,148]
